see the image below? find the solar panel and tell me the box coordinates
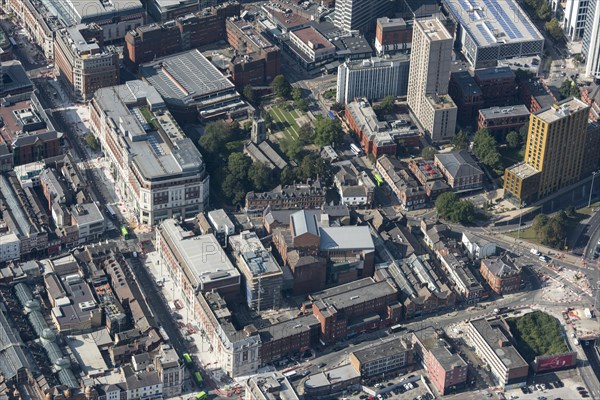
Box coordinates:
[477,24,494,44]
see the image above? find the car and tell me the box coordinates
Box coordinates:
[536,384,542,391]
[521,387,529,394]
[486,394,493,398]
[359,396,368,399]
[539,255,550,263]
[317,363,326,369]
[545,382,553,389]
[377,395,383,400]
[577,387,586,391]
[555,381,564,388]
[540,383,546,390]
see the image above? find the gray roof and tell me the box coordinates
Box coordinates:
[0,60,33,96]
[139,49,236,107]
[124,365,162,389]
[207,209,235,231]
[451,71,482,96]
[435,150,484,179]
[351,338,409,364]
[71,203,104,226]
[63,0,144,23]
[474,66,515,81]
[319,226,374,251]
[469,318,528,370]
[414,327,467,371]
[0,308,35,380]
[479,105,530,119]
[291,210,320,237]
[482,255,520,277]
[310,278,396,311]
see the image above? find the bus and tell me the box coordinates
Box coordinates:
[373,173,384,186]
[182,353,193,365]
[120,225,129,240]
[195,392,208,400]
[105,204,117,219]
[193,371,204,388]
[389,324,405,333]
[350,143,362,156]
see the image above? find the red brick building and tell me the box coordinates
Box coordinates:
[477,105,530,140]
[474,67,516,108]
[519,78,557,113]
[480,255,522,295]
[375,17,412,55]
[448,71,484,127]
[345,99,398,158]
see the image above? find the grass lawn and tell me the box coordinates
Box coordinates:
[269,104,301,140]
[577,201,600,216]
[507,211,588,248]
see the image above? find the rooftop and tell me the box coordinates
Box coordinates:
[521,78,556,109]
[139,49,237,106]
[229,231,283,277]
[506,161,539,179]
[443,0,542,47]
[351,338,410,364]
[0,60,33,96]
[159,219,240,289]
[291,26,335,50]
[535,97,590,123]
[67,333,108,376]
[247,372,300,400]
[434,150,484,179]
[482,255,521,277]
[304,364,360,390]
[61,0,144,23]
[377,17,409,30]
[451,71,482,96]
[94,80,207,182]
[207,209,235,231]
[310,278,396,312]
[319,226,374,251]
[469,317,529,370]
[347,99,416,146]
[343,54,410,71]
[414,18,453,41]
[480,105,530,119]
[0,93,58,145]
[60,24,102,55]
[414,327,467,371]
[71,203,104,227]
[474,66,516,81]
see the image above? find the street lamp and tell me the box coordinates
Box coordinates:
[588,170,600,208]
[516,200,523,256]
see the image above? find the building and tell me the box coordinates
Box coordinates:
[377,155,427,210]
[434,151,484,193]
[139,50,251,122]
[146,0,200,21]
[90,80,210,226]
[155,345,184,397]
[438,250,484,303]
[412,328,468,395]
[336,55,410,104]
[0,228,20,263]
[334,0,393,33]
[0,91,63,169]
[520,78,557,113]
[503,98,590,204]
[581,84,600,122]
[245,372,300,400]
[70,203,106,242]
[582,0,600,78]
[467,317,529,389]
[407,18,457,143]
[0,60,33,97]
[304,365,361,399]
[288,27,337,67]
[306,277,401,344]
[122,365,163,400]
[229,231,283,311]
[563,0,590,40]
[54,24,119,101]
[461,232,497,259]
[345,99,396,157]
[245,179,326,213]
[478,106,530,140]
[407,159,450,199]
[582,121,600,176]
[349,338,414,378]
[124,3,240,69]
[480,255,522,295]
[375,17,412,55]
[448,71,484,127]
[443,0,544,68]
[474,67,517,108]
[334,163,375,208]
[207,209,236,246]
[226,17,281,87]
[157,219,240,308]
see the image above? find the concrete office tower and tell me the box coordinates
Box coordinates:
[563,0,590,40]
[582,0,600,79]
[336,55,410,104]
[407,18,457,143]
[334,0,394,33]
[504,98,590,204]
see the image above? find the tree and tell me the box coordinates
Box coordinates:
[272,75,292,99]
[473,128,501,169]
[452,130,469,150]
[559,79,573,99]
[421,146,438,160]
[506,131,520,149]
[279,137,304,161]
[519,122,529,144]
[298,123,315,145]
[313,116,344,147]
[264,112,274,130]
[243,85,256,105]
[435,192,459,217]
[280,166,297,185]
[296,98,309,113]
[199,120,233,154]
[378,96,396,114]
[536,2,551,21]
[435,192,476,224]
[545,18,563,42]
[221,152,252,204]
[291,87,302,102]
[248,162,274,192]
[532,214,549,233]
[331,102,344,112]
[84,132,99,151]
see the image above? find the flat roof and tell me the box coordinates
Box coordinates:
[94,80,206,181]
[344,54,409,71]
[312,278,396,311]
[451,71,482,96]
[414,18,452,41]
[160,219,239,289]
[506,161,539,179]
[291,26,335,49]
[319,226,374,251]
[305,364,360,389]
[139,49,236,105]
[414,327,467,371]
[377,17,408,30]
[469,318,529,370]
[480,105,530,119]
[61,0,144,22]
[474,66,515,81]
[229,231,282,277]
[67,334,108,376]
[71,203,104,226]
[0,60,33,96]
[535,97,589,123]
[443,0,542,47]
[352,338,409,364]
[521,78,555,109]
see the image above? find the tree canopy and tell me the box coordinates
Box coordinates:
[507,311,569,363]
[506,131,520,149]
[313,116,344,147]
[532,210,569,248]
[545,18,563,41]
[84,132,99,151]
[473,128,501,169]
[272,75,292,99]
[421,146,438,160]
[559,79,580,99]
[435,192,477,224]
[452,130,469,150]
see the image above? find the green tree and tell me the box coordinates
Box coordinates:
[264,112,274,130]
[452,200,476,224]
[536,2,551,21]
[280,166,297,185]
[506,131,520,148]
[298,123,315,145]
[248,162,274,192]
[313,116,344,147]
[519,122,529,143]
[559,79,573,99]
[421,146,438,160]
[296,98,309,112]
[545,18,563,42]
[221,152,252,204]
[272,75,292,99]
[279,137,304,161]
[84,132,99,151]
[331,102,344,112]
[473,128,501,169]
[532,214,549,233]
[435,192,459,217]
[243,85,256,105]
[452,130,469,150]
[291,87,302,102]
[378,96,396,114]
[199,121,233,154]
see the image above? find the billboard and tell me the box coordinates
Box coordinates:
[532,352,577,373]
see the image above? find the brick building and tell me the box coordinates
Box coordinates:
[477,105,530,140]
[480,255,522,295]
[519,78,557,113]
[374,17,412,55]
[448,71,484,127]
[474,67,517,107]
[349,338,414,378]
[245,179,326,213]
[434,151,484,193]
[377,155,427,210]
[408,159,450,199]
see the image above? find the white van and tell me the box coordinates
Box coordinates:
[530,248,541,256]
